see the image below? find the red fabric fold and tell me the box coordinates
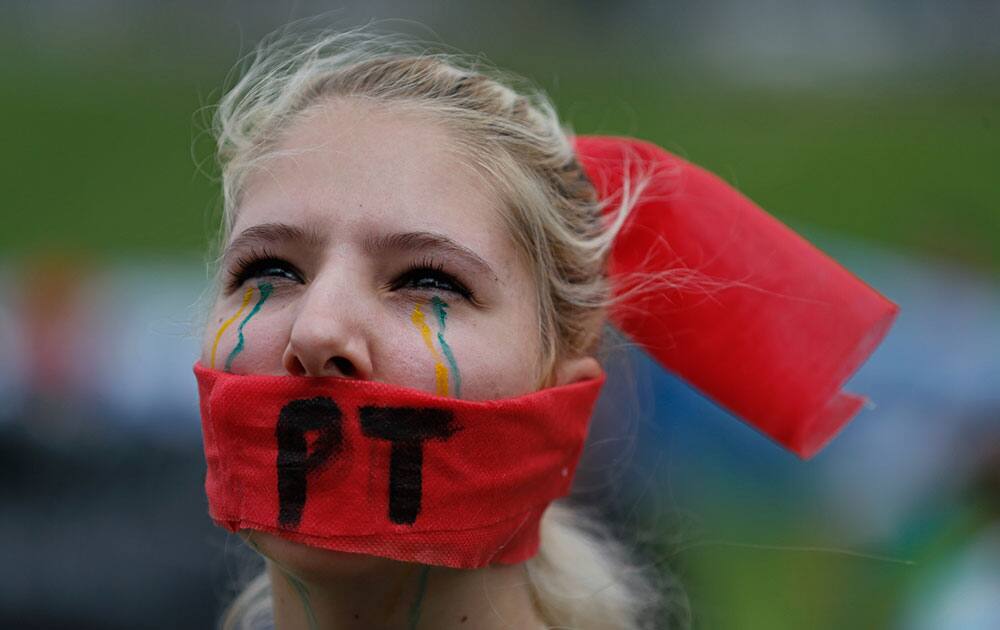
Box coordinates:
[575,136,898,458]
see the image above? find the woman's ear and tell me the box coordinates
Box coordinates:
[552,355,602,386]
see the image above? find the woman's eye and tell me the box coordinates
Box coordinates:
[394,265,473,300]
[409,274,457,292]
[228,256,302,290]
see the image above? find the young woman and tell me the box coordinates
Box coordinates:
[195,26,895,630]
[199,29,664,630]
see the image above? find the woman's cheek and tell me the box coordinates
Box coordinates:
[228,323,293,375]
[372,314,456,394]
[390,304,534,401]
[202,290,293,375]
[455,322,541,400]
[377,351,438,392]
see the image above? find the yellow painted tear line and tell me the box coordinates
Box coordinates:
[410,303,449,397]
[210,286,254,369]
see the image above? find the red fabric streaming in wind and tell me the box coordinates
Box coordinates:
[575,136,898,458]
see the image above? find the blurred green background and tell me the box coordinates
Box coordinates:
[2,3,997,272]
[2,2,997,629]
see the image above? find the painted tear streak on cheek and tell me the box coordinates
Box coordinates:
[210,286,254,369]
[430,296,461,398]
[223,282,274,372]
[410,302,449,397]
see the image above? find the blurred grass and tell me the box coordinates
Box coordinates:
[679,538,911,629]
[3,49,997,274]
[1,53,221,260]
[543,63,1000,275]
[665,491,996,629]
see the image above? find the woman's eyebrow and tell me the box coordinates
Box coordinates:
[222,222,325,265]
[364,231,498,281]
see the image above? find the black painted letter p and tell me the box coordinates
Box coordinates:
[275,397,344,528]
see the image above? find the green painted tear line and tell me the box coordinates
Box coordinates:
[430,296,461,398]
[224,282,273,372]
[408,565,431,630]
[285,570,319,630]
[245,534,318,630]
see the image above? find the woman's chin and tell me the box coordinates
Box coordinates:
[240,530,407,580]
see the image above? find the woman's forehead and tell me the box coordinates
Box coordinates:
[231,100,520,270]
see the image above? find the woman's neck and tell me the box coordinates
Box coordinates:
[268,558,548,630]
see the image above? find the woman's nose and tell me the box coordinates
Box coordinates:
[281,282,374,379]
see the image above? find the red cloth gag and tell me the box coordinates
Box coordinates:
[195,363,604,569]
[575,136,899,458]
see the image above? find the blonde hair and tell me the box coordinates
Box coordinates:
[210,24,674,630]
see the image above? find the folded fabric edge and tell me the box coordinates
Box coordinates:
[792,301,900,459]
[210,507,546,569]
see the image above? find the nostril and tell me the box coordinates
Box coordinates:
[286,355,307,376]
[327,356,356,378]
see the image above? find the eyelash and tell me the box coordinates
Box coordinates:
[225,249,475,301]
[225,247,301,292]
[389,257,475,301]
